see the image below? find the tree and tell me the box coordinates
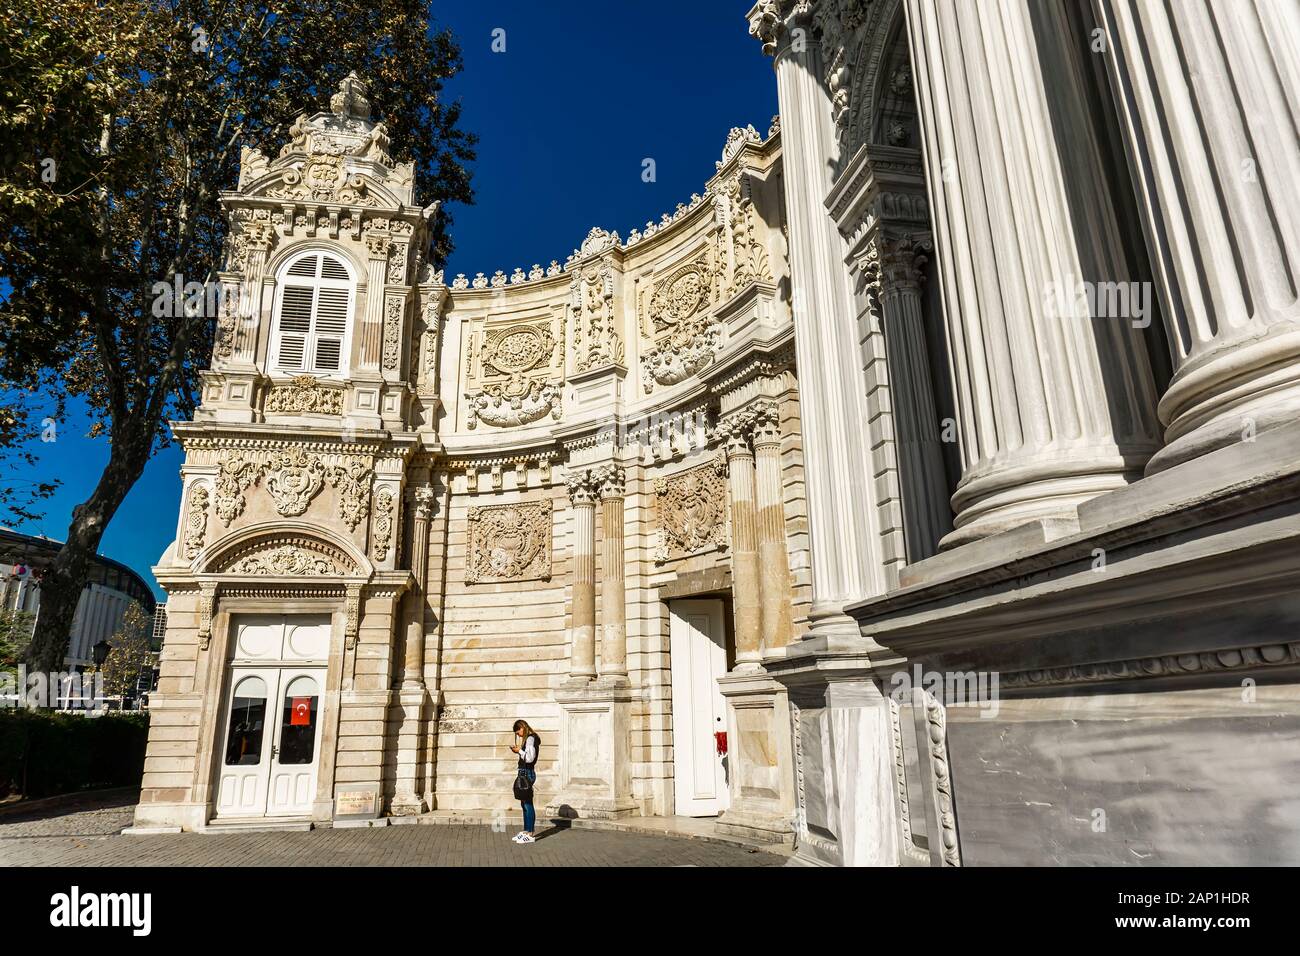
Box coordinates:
[1,1,476,673]
[100,603,153,699]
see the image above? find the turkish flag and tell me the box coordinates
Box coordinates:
[291,697,312,726]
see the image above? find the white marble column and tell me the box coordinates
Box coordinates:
[905,0,1163,547]
[770,20,884,630]
[869,233,951,560]
[1093,0,1300,473]
[565,469,598,681]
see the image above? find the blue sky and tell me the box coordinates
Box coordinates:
[14,2,779,600]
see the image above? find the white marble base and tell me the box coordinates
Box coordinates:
[546,679,637,819]
[716,671,795,843]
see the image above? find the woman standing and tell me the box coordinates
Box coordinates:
[510,718,540,844]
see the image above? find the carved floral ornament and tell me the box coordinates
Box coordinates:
[748,0,900,148]
[465,500,553,584]
[214,448,375,529]
[653,458,730,561]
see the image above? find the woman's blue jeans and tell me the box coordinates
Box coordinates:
[519,768,536,832]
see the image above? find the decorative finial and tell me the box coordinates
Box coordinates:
[330,71,372,120]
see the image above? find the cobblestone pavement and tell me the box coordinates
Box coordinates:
[0,792,783,867]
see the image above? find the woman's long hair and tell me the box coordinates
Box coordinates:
[513,718,539,745]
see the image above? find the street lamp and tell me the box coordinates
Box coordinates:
[92,639,111,667]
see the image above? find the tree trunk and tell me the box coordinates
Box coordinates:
[25,431,153,677]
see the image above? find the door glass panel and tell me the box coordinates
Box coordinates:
[278,675,319,765]
[225,676,268,766]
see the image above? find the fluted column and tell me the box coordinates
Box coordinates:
[1093,0,1300,473]
[721,414,762,669]
[565,469,599,681]
[770,20,884,626]
[905,0,1162,547]
[751,400,793,651]
[595,464,628,681]
[359,230,389,369]
[868,233,951,559]
[402,486,434,687]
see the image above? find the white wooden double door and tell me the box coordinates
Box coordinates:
[216,615,330,819]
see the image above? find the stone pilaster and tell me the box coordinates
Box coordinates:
[751,400,792,652]
[719,413,762,670]
[1093,0,1300,473]
[905,0,1163,547]
[390,484,434,816]
[595,464,628,682]
[565,468,599,681]
[359,230,390,369]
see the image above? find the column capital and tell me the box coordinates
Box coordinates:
[363,230,391,260]
[750,399,782,449]
[411,485,436,521]
[593,464,626,500]
[879,233,932,292]
[564,468,600,505]
[716,411,755,459]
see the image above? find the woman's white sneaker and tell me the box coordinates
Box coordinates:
[517,833,535,844]
[511,832,526,843]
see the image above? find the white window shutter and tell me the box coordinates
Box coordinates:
[272,253,353,376]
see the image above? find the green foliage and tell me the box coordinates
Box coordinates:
[0,611,34,677]
[0,710,150,799]
[101,603,153,698]
[2,0,475,669]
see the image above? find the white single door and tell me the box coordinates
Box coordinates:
[215,615,329,819]
[669,599,730,816]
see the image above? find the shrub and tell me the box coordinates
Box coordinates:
[0,710,149,799]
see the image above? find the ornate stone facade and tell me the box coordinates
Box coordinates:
[135,0,1299,868]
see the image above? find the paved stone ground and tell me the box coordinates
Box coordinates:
[0,791,783,867]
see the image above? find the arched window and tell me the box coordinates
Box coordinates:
[269,251,354,375]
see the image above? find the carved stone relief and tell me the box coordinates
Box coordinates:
[653,458,730,561]
[465,500,553,583]
[265,375,345,415]
[182,483,210,560]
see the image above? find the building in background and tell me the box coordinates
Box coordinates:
[0,527,157,671]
